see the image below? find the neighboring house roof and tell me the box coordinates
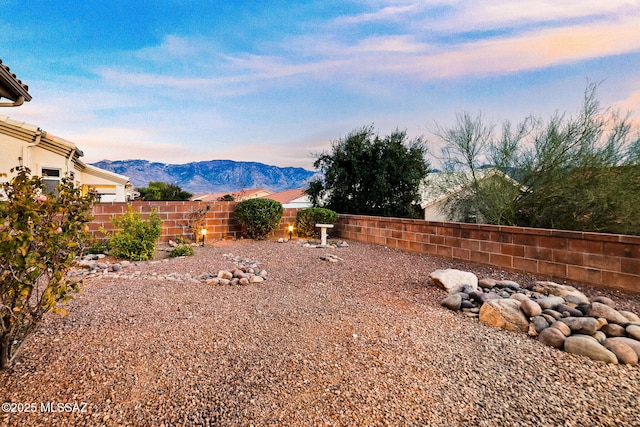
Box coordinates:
[262,188,312,208]
[234,188,272,200]
[191,188,273,202]
[262,188,306,204]
[191,192,232,202]
[0,59,32,106]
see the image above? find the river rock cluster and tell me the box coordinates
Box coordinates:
[70,252,267,286]
[431,268,640,365]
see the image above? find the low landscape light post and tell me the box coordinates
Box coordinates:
[287,225,294,241]
[201,228,207,246]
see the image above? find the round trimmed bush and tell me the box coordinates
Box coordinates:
[295,207,338,237]
[234,198,283,240]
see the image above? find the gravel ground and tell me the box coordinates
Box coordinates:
[1,239,639,427]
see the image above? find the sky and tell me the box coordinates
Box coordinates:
[2,0,640,170]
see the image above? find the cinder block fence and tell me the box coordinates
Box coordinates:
[90,203,640,293]
[89,201,298,242]
[335,214,640,293]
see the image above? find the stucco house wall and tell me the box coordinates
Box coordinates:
[0,115,130,202]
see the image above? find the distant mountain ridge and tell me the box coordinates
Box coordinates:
[91,159,317,194]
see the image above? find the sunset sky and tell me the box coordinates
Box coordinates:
[2,0,639,169]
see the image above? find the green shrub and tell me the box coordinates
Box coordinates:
[109,205,162,261]
[87,240,111,254]
[295,207,338,237]
[234,198,283,240]
[174,235,191,245]
[171,244,194,257]
[1,167,97,369]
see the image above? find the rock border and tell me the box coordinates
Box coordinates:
[432,268,640,366]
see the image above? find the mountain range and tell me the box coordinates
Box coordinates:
[91,159,317,194]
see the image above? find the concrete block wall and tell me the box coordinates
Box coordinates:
[90,202,300,242]
[334,214,640,293]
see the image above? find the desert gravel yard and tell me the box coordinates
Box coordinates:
[1,239,640,427]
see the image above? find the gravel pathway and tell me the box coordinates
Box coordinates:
[1,239,639,427]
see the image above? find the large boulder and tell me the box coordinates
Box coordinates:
[532,281,589,303]
[564,335,618,364]
[479,299,529,333]
[430,269,478,294]
[586,302,630,326]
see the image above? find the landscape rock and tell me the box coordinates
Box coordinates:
[520,299,542,317]
[479,299,529,333]
[441,294,463,311]
[620,311,640,323]
[460,300,475,309]
[601,323,627,338]
[478,278,497,289]
[509,293,529,303]
[556,303,583,317]
[586,302,629,326]
[532,281,588,302]
[606,337,640,359]
[560,317,600,335]
[604,340,638,366]
[531,316,549,335]
[592,296,615,308]
[564,335,618,364]
[476,292,502,305]
[218,270,233,280]
[536,296,565,310]
[550,321,572,336]
[564,294,590,306]
[626,324,640,340]
[430,269,478,294]
[538,327,566,349]
[592,331,607,344]
[542,309,563,320]
[495,280,520,290]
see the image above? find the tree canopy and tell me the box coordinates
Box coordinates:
[307,126,429,218]
[434,83,640,234]
[135,181,192,201]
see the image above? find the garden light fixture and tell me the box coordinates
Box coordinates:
[287,225,294,240]
[201,228,207,246]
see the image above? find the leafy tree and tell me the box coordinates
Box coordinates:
[307,126,429,218]
[136,181,192,201]
[1,167,97,369]
[435,83,640,234]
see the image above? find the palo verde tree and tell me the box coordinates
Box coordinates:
[435,83,640,234]
[0,167,97,369]
[307,126,430,218]
[136,181,192,201]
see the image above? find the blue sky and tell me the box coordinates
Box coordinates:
[2,0,640,169]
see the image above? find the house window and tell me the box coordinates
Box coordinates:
[41,168,61,194]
